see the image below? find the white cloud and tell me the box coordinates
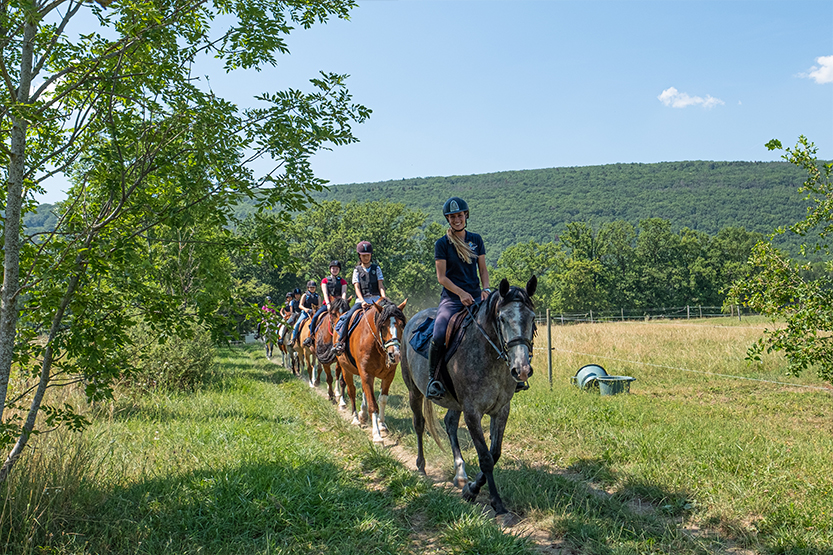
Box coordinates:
[658,87,725,109]
[804,55,833,84]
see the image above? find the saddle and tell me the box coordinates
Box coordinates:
[409,307,475,401]
[339,309,367,369]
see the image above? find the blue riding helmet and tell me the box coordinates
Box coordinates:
[443,197,469,217]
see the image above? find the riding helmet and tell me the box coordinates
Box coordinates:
[265,295,271,302]
[443,197,469,217]
[293,287,302,295]
[356,241,373,254]
[285,292,293,299]
[306,280,317,288]
[329,260,342,269]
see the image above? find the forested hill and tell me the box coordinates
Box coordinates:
[312,160,812,261]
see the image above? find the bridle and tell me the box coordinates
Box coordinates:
[361,305,402,362]
[465,297,534,367]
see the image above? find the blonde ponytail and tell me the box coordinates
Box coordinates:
[446,228,476,264]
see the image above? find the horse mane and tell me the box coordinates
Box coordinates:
[329,297,349,314]
[375,298,407,329]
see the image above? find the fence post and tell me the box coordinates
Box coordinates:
[687,305,690,319]
[621,307,624,321]
[561,313,564,325]
[547,309,552,389]
[699,305,702,318]
[737,305,741,322]
[590,310,594,324]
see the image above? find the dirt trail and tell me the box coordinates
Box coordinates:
[279,359,568,553]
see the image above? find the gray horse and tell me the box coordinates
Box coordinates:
[400,276,537,515]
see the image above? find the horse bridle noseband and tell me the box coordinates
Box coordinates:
[361,306,401,359]
[465,300,534,367]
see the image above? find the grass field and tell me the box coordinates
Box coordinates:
[2,317,832,554]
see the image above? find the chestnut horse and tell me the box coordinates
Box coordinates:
[296,298,350,402]
[336,299,407,443]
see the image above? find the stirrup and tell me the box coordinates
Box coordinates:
[302,337,313,347]
[426,378,446,400]
[334,341,345,355]
[515,381,530,392]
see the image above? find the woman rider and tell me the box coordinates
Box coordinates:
[333,241,387,355]
[303,260,348,347]
[426,197,491,400]
[291,280,320,345]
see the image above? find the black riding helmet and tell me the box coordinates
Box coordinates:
[443,197,469,219]
[293,287,302,295]
[306,280,316,288]
[329,260,341,269]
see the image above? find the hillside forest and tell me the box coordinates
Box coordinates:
[26,160,823,320]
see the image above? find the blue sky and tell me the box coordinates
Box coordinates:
[37,0,833,202]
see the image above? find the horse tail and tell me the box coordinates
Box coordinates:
[423,399,446,452]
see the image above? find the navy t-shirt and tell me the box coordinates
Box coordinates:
[435,232,486,300]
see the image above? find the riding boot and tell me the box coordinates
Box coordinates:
[334,330,346,355]
[425,340,447,400]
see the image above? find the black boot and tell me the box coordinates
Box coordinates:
[425,340,447,400]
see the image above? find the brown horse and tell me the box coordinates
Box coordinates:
[309,297,350,404]
[297,317,318,388]
[336,299,407,443]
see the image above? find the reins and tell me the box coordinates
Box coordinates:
[465,295,534,367]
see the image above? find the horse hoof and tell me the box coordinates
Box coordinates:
[461,483,477,503]
[454,475,468,488]
[372,435,384,444]
[314,379,320,387]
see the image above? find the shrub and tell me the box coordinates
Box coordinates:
[123,322,215,391]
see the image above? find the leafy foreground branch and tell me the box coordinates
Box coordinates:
[0,0,369,484]
[729,136,833,384]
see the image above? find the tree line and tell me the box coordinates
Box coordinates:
[233,200,764,317]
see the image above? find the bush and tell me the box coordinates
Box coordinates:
[124,322,215,391]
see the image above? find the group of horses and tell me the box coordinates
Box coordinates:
[265,277,538,516]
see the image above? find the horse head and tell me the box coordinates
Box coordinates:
[493,276,537,385]
[372,299,408,367]
[328,297,349,318]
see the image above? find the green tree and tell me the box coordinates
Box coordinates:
[0,0,367,482]
[283,200,440,312]
[729,137,833,383]
[492,240,563,310]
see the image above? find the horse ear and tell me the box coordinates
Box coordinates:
[499,278,510,297]
[372,300,383,312]
[526,275,538,297]
[398,299,408,310]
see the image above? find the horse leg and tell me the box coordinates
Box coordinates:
[321,362,334,401]
[336,363,347,408]
[461,409,508,515]
[377,377,394,435]
[358,373,382,442]
[444,410,469,488]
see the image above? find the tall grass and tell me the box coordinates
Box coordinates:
[1,347,534,555]
[380,317,833,555]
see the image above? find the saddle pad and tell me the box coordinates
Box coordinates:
[408,310,472,363]
[409,317,435,358]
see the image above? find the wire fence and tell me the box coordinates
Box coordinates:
[535,305,757,326]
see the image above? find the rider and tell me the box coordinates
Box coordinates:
[333,241,387,355]
[276,292,294,345]
[291,281,320,345]
[260,296,276,357]
[303,260,348,347]
[426,197,491,400]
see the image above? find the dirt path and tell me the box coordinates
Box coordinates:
[280,359,568,553]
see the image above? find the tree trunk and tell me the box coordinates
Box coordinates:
[0,19,36,424]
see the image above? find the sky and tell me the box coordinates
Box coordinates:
[36,0,833,203]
